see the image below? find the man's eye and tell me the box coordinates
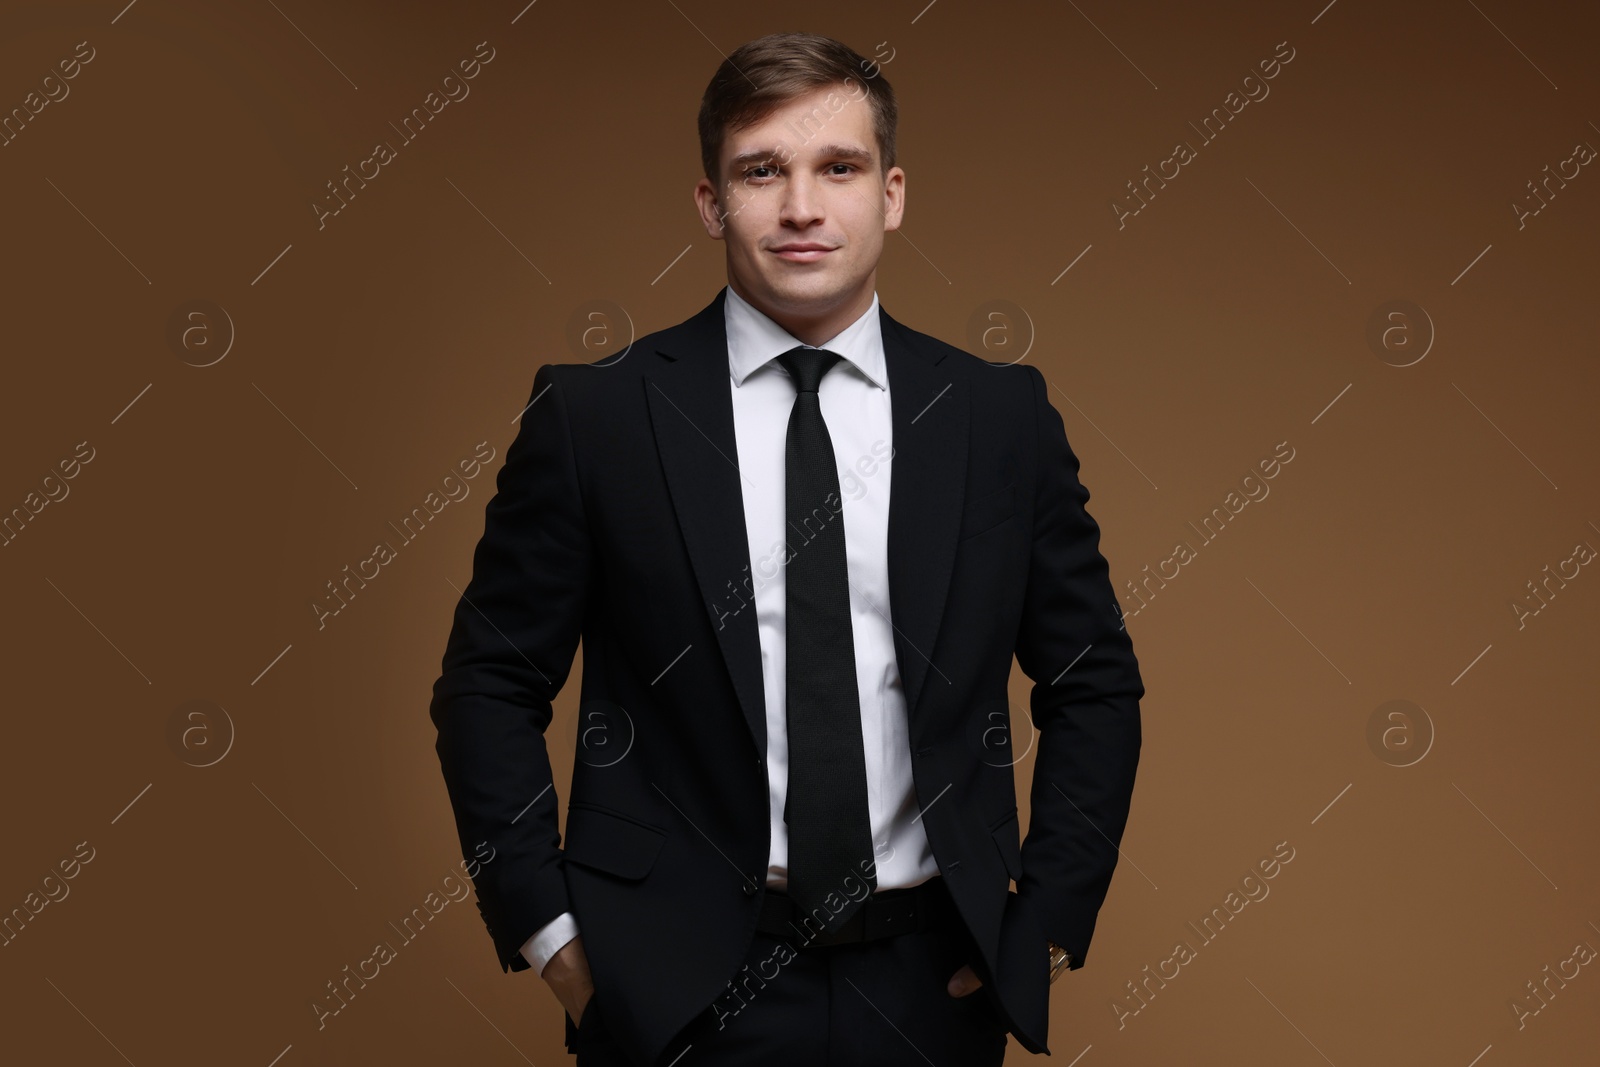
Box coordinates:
[745,166,776,180]
[829,164,855,174]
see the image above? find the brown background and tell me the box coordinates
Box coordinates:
[2,0,1596,1064]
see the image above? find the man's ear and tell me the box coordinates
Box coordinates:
[882,165,906,233]
[693,178,727,240]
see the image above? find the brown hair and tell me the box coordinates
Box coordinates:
[697,32,897,187]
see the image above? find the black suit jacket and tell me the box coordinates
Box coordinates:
[430,287,1143,1064]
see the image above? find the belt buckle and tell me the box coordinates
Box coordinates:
[773,881,947,947]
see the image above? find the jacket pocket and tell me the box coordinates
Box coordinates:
[958,483,1017,542]
[562,803,668,880]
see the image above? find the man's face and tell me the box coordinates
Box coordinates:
[694,83,905,329]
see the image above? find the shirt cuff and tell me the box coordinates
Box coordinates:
[519,911,580,976]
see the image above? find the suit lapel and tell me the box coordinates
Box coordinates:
[647,289,970,758]
[880,308,969,721]
[645,289,770,753]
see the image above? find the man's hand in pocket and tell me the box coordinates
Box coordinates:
[542,934,595,1023]
[948,963,983,997]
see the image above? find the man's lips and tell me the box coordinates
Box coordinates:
[770,244,836,263]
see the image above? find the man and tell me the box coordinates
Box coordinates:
[430,31,1143,1067]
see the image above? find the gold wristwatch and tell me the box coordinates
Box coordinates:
[1047,941,1073,983]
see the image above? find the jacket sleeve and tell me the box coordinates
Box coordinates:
[1011,363,1144,969]
[430,363,589,973]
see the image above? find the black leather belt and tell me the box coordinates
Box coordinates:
[755,876,955,948]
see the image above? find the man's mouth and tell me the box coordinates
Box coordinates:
[770,243,836,263]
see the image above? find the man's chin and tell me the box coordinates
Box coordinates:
[751,277,857,315]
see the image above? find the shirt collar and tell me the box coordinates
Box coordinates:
[724,283,887,391]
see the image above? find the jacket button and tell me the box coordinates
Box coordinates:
[742,879,759,896]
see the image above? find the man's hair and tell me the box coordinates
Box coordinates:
[697,31,897,187]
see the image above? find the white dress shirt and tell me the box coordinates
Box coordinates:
[519,284,938,975]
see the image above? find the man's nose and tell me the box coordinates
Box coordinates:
[778,170,824,228]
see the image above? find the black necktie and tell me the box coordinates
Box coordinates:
[776,345,877,933]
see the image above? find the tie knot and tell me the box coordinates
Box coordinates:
[777,346,844,394]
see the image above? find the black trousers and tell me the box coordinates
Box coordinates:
[573,896,1010,1067]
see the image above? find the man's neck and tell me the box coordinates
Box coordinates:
[728,276,877,348]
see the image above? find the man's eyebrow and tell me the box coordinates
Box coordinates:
[812,143,874,164]
[728,143,875,170]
